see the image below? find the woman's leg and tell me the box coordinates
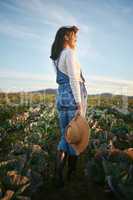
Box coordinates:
[55,149,68,187]
[66,155,78,181]
[55,110,69,187]
[55,109,79,185]
[66,110,79,181]
[57,109,77,155]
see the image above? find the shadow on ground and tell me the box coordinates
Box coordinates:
[32,151,116,200]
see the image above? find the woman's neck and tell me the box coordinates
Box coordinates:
[63,42,75,49]
[63,43,70,48]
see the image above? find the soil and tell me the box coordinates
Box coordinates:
[32,151,116,200]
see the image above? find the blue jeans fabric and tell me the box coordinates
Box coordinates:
[56,82,87,155]
[57,109,77,155]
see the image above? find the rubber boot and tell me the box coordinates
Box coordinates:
[66,155,78,182]
[54,150,67,188]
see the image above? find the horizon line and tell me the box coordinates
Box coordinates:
[0,88,133,97]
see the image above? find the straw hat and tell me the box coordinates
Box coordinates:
[64,113,90,156]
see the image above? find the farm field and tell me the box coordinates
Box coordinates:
[0,92,133,200]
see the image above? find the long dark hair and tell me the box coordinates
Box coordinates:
[50,25,79,61]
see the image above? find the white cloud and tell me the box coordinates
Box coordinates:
[0,21,41,40]
[0,0,94,59]
[0,68,57,92]
[0,69,55,81]
[85,75,133,96]
[88,75,133,86]
[0,81,57,93]
[15,0,77,26]
[0,69,133,96]
[0,0,92,39]
[0,0,132,96]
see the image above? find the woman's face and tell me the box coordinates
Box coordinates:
[66,31,77,49]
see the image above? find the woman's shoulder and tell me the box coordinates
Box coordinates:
[62,48,75,59]
[62,47,74,54]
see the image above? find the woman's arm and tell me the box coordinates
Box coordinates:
[65,48,82,104]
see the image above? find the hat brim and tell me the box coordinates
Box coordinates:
[65,114,90,155]
[70,129,89,155]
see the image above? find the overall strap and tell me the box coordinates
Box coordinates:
[54,52,85,83]
[80,70,85,82]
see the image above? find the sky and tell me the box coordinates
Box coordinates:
[0,0,133,95]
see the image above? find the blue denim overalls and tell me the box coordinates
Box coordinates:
[54,55,88,156]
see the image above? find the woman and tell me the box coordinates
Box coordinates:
[50,25,88,187]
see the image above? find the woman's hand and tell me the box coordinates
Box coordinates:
[75,102,82,117]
